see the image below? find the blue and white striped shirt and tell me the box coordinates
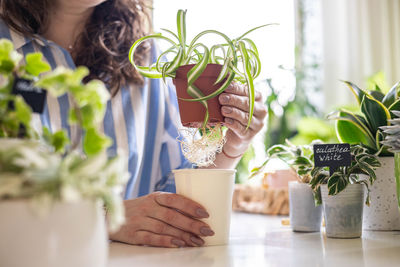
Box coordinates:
[0,20,192,199]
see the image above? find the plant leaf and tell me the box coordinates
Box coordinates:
[238,41,254,129]
[382,81,400,107]
[361,95,390,135]
[236,23,278,41]
[327,172,348,195]
[176,9,187,55]
[128,33,177,78]
[369,90,385,102]
[24,53,51,76]
[330,110,376,149]
[342,80,367,105]
[83,127,112,156]
[0,39,22,73]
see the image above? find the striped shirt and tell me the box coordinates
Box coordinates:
[0,20,192,199]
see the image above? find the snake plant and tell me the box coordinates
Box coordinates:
[129,9,275,128]
[310,145,381,206]
[328,81,400,156]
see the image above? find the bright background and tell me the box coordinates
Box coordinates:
[151,0,400,183]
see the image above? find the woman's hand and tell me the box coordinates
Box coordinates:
[219,82,267,158]
[109,192,214,248]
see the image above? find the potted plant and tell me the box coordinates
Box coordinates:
[328,80,400,230]
[129,9,274,166]
[0,39,128,267]
[310,145,381,238]
[250,140,323,232]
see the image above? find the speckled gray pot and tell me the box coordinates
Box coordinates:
[321,184,364,238]
[289,181,322,232]
[363,157,400,230]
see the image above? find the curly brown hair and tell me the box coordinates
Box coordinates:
[0,0,152,95]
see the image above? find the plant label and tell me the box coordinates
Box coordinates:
[11,77,46,113]
[313,143,351,175]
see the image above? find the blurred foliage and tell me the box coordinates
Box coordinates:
[290,117,337,145]
[366,71,390,93]
[235,145,255,184]
[263,69,322,149]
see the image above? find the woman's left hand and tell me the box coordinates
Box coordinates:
[218,82,267,158]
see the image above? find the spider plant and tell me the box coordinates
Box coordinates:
[129,9,275,128]
[328,80,400,156]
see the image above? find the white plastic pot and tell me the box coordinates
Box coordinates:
[0,200,108,267]
[173,169,236,246]
[363,156,400,230]
[321,184,364,238]
[289,181,322,232]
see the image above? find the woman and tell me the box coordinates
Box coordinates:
[0,0,267,247]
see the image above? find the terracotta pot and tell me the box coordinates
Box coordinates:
[262,169,298,189]
[173,64,227,127]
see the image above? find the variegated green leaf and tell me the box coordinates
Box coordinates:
[343,80,368,105]
[176,9,187,56]
[382,81,400,107]
[331,110,376,149]
[327,172,348,195]
[361,95,391,134]
[236,23,278,41]
[238,41,255,129]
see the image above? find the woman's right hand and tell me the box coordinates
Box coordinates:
[109,192,214,248]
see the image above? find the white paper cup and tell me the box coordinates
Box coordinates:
[173,169,236,246]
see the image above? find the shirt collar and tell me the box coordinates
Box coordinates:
[9,25,50,51]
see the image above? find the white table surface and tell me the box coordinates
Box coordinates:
[108,212,400,267]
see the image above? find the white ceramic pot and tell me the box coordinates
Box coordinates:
[363,157,400,230]
[0,200,108,267]
[321,184,364,238]
[289,181,322,232]
[173,169,236,246]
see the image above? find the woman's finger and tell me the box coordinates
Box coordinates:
[224,117,251,137]
[224,83,262,100]
[132,230,186,248]
[222,107,264,133]
[139,216,204,247]
[148,205,214,238]
[219,93,266,117]
[153,192,209,219]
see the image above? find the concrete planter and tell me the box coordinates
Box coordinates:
[289,181,322,232]
[363,156,400,230]
[321,184,364,238]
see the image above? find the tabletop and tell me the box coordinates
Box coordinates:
[108,212,400,267]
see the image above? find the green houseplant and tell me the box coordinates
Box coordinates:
[0,39,128,267]
[250,140,323,232]
[329,80,400,230]
[310,145,381,238]
[129,9,274,166]
[328,80,400,155]
[129,9,273,127]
